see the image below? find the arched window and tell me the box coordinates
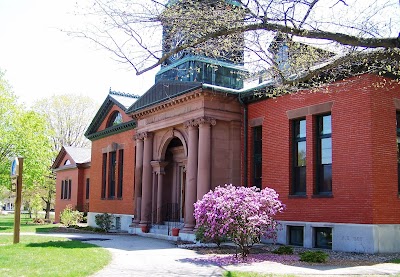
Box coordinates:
[107,111,123,127]
[64,160,71,165]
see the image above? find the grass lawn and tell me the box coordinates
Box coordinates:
[390,259,400,264]
[224,272,295,277]
[0,213,59,233]
[0,235,111,277]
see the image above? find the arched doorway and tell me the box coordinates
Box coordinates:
[161,137,186,221]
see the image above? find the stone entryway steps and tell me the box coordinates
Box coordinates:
[128,222,185,241]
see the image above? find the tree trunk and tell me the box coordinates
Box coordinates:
[45,201,51,220]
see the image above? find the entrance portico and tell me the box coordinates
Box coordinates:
[131,87,242,234]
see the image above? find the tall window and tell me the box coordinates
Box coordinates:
[117,149,124,198]
[293,119,306,195]
[253,126,262,189]
[316,114,332,195]
[101,153,107,199]
[61,180,64,199]
[86,178,90,200]
[68,180,72,199]
[61,179,71,200]
[108,151,117,198]
[397,112,400,194]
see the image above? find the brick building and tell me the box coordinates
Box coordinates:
[52,146,91,223]
[53,0,400,254]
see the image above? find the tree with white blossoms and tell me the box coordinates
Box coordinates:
[194,184,285,258]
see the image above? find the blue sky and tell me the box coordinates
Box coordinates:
[0,0,155,106]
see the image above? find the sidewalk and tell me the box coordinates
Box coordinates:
[20,232,400,276]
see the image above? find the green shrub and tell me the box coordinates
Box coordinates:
[273,245,294,255]
[299,250,329,263]
[195,226,227,248]
[95,213,114,232]
[60,205,83,227]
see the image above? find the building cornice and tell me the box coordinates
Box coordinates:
[86,121,136,141]
[131,88,204,119]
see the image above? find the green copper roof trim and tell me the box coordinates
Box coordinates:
[85,99,114,138]
[156,55,247,76]
[129,84,202,113]
[87,121,136,141]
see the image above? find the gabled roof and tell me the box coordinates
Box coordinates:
[126,81,202,113]
[85,90,139,140]
[52,146,91,170]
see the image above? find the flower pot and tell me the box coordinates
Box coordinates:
[141,225,149,233]
[171,228,180,236]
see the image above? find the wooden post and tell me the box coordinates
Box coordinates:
[13,157,23,244]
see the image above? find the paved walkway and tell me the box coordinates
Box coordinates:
[19,232,400,276]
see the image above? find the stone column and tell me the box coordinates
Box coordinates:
[182,119,199,232]
[197,117,216,201]
[140,132,153,226]
[151,161,168,224]
[133,135,144,224]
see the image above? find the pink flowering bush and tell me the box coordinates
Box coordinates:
[194,184,285,258]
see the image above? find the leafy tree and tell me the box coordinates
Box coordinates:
[0,70,54,220]
[0,70,19,186]
[33,94,98,152]
[194,184,285,257]
[31,193,43,221]
[72,0,400,89]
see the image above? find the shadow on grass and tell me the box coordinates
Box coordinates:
[35,226,59,233]
[26,240,101,249]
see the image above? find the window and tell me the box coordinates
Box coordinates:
[107,111,123,127]
[61,180,64,199]
[86,178,90,200]
[108,151,117,198]
[316,114,332,195]
[102,144,124,200]
[64,159,71,165]
[61,179,71,200]
[397,112,400,194]
[101,153,107,199]
[288,226,304,246]
[253,126,262,189]
[68,180,72,199]
[292,119,306,195]
[314,227,332,249]
[115,217,121,230]
[117,149,124,198]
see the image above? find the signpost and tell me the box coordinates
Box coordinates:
[10,157,23,244]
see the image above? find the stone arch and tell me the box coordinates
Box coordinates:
[157,128,188,161]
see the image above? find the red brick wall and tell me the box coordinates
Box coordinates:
[246,74,400,224]
[55,168,79,222]
[90,113,136,215]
